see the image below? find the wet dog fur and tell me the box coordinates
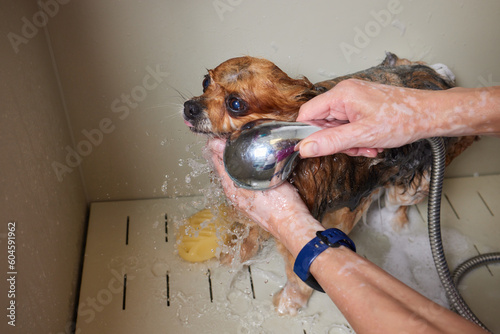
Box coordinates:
[183,52,477,315]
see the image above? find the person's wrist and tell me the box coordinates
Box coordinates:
[277,213,324,258]
[294,228,356,292]
[419,87,476,138]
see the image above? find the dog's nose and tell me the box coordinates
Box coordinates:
[183,100,202,119]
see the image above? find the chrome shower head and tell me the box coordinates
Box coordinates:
[223,120,322,190]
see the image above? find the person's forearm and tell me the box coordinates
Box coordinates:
[423,86,500,138]
[273,214,485,334]
[311,247,485,334]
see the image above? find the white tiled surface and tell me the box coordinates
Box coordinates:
[76,175,500,333]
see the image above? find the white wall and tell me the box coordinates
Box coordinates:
[45,0,500,202]
[0,1,88,333]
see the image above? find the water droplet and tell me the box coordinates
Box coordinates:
[151,260,169,277]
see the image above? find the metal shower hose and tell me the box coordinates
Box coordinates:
[426,137,500,332]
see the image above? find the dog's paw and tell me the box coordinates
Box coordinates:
[390,206,410,231]
[273,283,312,316]
[218,249,235,266]
[219,223,270,265]
[379,204,410,232]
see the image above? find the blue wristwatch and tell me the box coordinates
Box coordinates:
[293,228,356,293]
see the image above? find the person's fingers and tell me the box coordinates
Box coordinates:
[209,149,228,182]
[206,137,226,156]
[343,147,384,158]
[296,123,367,157]
[206,138,259,203]
[207,146,244,203]
[297,91,346,123]
[297,79,371,124]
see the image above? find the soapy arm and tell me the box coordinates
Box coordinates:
[207,138,485,334]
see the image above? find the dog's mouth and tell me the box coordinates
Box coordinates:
[183,119,194,128]
[183,99,234,138]
[184,118,231,139]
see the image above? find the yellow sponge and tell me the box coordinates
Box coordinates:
[177,206,229,262]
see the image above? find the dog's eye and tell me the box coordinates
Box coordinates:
[226,96,248,115]
[202,75,210,92]
[229,98,241,110]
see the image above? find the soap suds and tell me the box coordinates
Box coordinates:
[350,201,476,308]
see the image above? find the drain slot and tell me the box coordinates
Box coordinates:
[165,213,169,242]
[444,193,460,219]
[125,216,130,245]
[248,266,256,299]
[166,272,170,306]
[122,274,127,310]
[207,269,213,303]
[477,191,494,216]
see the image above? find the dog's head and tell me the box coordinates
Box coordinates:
[183,56,320,137]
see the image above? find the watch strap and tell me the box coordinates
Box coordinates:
[293,228,356,293]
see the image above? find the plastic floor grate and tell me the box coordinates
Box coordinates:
[76,175,500,333]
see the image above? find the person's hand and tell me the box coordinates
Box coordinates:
[205,138,322,250]
[296,79,433,158]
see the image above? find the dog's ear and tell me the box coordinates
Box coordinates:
[380,52,427,67]
[278,75,320,103]
[258,75,320,118]
[311,84,328,94]
[381,52,400,66]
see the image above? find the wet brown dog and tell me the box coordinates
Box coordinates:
[183,53,476,315]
